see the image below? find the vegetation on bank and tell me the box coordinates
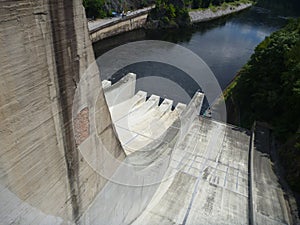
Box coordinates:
[256,0,300,16]
[83,0,250,26]
[189,0,252,10]
[83,0,110,18]
[147,0,249,28]
[147,0,191,28]
[226,18,300,192]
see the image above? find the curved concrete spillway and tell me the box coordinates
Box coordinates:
[94,74,293,225]
[79,74,204,224]
[98,75,250,224]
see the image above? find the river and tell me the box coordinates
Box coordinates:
[93,5,299,105]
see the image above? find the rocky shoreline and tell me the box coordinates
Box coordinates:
[189,3,252,23]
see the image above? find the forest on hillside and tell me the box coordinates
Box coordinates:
[226,18,300,192]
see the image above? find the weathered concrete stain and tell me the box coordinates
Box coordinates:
[49,0,81,221]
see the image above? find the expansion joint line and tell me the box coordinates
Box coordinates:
[182,124,224,225]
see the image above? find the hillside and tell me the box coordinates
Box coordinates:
[226,18,300,192]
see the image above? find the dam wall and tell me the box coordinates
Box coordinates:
[0,0,124,224]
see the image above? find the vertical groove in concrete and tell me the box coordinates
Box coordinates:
[49,0,81,221]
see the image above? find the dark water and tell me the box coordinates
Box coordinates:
[93,6,297,105]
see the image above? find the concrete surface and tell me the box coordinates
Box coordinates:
[133,118,251,225]
[99,76,251,224]
[80,90,204,225]
[103,73,136,107]
[96,73,294,225]
[251,125,291,225]
[0,1,124,224]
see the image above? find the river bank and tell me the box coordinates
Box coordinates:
[189,2,253,23]
[219,18,300,222]
[89,2,253,42]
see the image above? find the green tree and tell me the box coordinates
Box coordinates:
[83,0,107,18]
[192,0,202,9]
[228,18,300,192]
[149,0,191,28]
[201,0,211,8]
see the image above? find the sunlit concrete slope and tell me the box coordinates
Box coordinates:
[133,117,251,225]
[102,78,238,224]
[0,1,124,224]
[100,74,294,225]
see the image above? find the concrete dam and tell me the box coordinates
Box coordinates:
[0,1,294,225]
